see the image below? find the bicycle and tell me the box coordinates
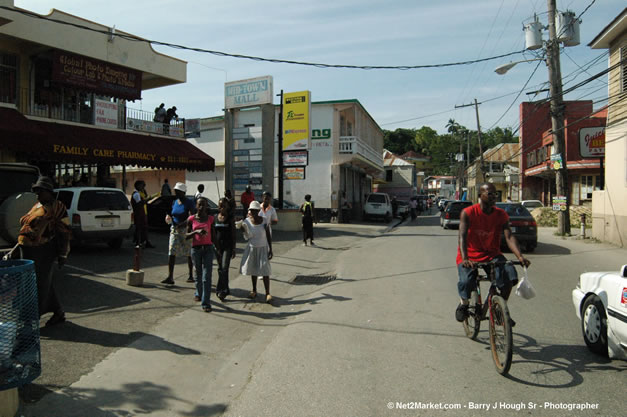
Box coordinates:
[462,259,523,375]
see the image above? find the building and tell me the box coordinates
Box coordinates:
[519,100,606,206]
[465,143,520,202]
[400,150,432,193]
[424,176,456,198]
[0,1,214,191]
[589,8,627,247]
[373,149,416,200]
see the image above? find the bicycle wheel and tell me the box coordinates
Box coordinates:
[489,295,513,375]
[463,290,480,339]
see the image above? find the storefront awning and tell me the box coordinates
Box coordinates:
[0,108,214,171]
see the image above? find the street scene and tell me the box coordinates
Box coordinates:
[1,0,626,416]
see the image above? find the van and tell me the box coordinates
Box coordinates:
[363,193,392,222]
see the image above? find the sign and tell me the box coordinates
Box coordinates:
[126,118,185,138]
[50,144,206,166]
[283,91,311,151]
[552,195,567,211]
[52,51,141,100]
[225,76,273,109]
[94,99,118,128]
[551,153,563,170]
[185,119,201,138]
[283,167,305,180]
[283,151,308,167]
[579,127,605,158]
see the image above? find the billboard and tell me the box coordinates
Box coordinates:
[225,76,273,109]
[579,127,605,158]
[282,91,311,151]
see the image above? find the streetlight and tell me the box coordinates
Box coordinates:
[494,58,544,75]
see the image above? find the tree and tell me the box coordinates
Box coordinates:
[414,126,438,154]
[383,128,417,155]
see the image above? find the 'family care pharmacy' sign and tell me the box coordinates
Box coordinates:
[225,76,273,109]
[579,127,605,158]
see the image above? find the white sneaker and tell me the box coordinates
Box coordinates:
[310,241,316,246]
[302,242,307,246]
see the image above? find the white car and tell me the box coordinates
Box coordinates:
[56,187,133,249]
[521,200,544,210]
[572,265,627,359]
[363,193,392,222]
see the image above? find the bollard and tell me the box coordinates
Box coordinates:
[580,213,586,239]
[126,245,145,286]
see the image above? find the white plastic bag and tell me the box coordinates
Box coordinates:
[515,266,536,299]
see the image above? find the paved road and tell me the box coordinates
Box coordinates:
[20,214,627,416]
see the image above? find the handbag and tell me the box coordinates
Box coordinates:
[515,266,536,299]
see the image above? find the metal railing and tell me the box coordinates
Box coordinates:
[125,106,184,128]
[338,136,384,167]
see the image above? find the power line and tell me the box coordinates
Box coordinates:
[0,5,526,71]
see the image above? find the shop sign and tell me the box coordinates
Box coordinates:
[283,151,308,167]
[283,91,311,151]
[225,76,273,109]
[283,167,305,180]
[550,153,563,170]
[52,51,141,100]
[94,99,118,128]
[579,127,605,158]
[552,195,567,211]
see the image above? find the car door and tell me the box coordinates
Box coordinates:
[606,269,627,348]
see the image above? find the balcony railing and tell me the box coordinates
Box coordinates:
[339,136,383,168]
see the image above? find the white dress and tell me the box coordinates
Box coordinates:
[239,217,271,276]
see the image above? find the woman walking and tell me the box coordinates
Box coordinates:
[186,197,215,312]
[215,198,236,301]
[161,182,195,285]
[239,201,273,303]
[16,176,71,326]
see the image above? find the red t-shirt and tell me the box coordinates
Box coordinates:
[456,204,509,264]
[241,191,255,209]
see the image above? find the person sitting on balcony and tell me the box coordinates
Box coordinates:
[154,103,166,122]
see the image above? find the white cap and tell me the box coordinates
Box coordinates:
[249,201,262,211]
[174,182,187,193]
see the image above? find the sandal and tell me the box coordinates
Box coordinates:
[265,294,273,303]
[248,291,257,299]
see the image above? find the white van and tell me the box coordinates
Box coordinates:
[363,193,392,222]
[55,187,132,248]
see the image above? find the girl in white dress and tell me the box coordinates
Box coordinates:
[239,201,274,303]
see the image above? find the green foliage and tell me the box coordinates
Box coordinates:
[383,128,418,155]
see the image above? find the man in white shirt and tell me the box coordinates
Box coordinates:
[260,191,278,234]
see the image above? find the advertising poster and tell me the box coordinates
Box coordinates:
[225,76,273,109]
[552,195,567,211]
[283,167,305,180]
[283,151,308,167]
[283,91,311,151]
[94,99,118,128]
[579,127,605,158]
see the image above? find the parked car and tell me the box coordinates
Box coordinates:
[495,203,538,252]
[521,200,544,210]
[363,192,392,222]
[440,200,473,229]
[147,195,217,228]
[55,187,132,249]
[572,265,627,359]
[0,163,39,254]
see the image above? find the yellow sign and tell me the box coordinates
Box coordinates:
[283,91,311,151]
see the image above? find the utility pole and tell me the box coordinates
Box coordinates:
[455,100,484,201]
[277,90,284,208]
[547,0,571,234]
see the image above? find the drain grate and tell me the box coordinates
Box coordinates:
[292,274,337,285]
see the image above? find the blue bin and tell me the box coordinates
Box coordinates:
[0,259,41,390]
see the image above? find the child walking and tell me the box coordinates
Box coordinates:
[239,201,273,303]
[186,197,216,312]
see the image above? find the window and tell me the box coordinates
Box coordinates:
[385,170,393,182]
[0,52,18,105]
[579,175,600,200]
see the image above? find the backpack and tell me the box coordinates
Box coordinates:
[302,201,313,218]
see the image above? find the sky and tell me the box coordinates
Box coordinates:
[14,0,624,135]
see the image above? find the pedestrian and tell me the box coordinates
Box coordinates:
[300,194,316,246]
[153,103,166,122]
[409,197,418,220]
[131,180,153,248]
[161,178,172,196]
[195,184,204,200]
[260,191,278,234]
[224,189,236,219]
[186,197,215,312]
[162,182,195,285]
[14,176,71,326]
[340,190,351,223]
[391,195,399,218]
[239,201,273,303]
[240,185,255,217]
[215,197,236,301]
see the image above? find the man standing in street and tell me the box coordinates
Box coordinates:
[240,186,255,217]
[300,194,316,246]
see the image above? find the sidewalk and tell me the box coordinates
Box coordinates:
[18,220,392,416]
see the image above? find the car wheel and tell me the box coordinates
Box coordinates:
[107,237,123,249]
[581,295,608,356]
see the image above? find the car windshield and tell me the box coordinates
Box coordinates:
[496,203,532,217]
[77,190,131,211]
[524,201,543,208]
[367,194,386,204]
[447,202,472,213]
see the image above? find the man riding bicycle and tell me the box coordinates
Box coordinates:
[455,183,531,324]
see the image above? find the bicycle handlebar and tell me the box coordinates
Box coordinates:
[472,260,524,268]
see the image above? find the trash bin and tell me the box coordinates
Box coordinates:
[0,259,41,393]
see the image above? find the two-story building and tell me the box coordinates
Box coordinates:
[465,143,520,202]
[589,8,627,247]
[400,150,432,193]
[373,149,416,200]
[424,176,456,198]
[0,1,214,190]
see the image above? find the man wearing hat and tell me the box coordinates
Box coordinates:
[240,185,255,218]
[16,176,72,326]
[162,182,195,285]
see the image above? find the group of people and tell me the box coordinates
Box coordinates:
[153,103,179,134]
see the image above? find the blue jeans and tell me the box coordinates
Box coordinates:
[457,254,518,300]
[192,245,214,308]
